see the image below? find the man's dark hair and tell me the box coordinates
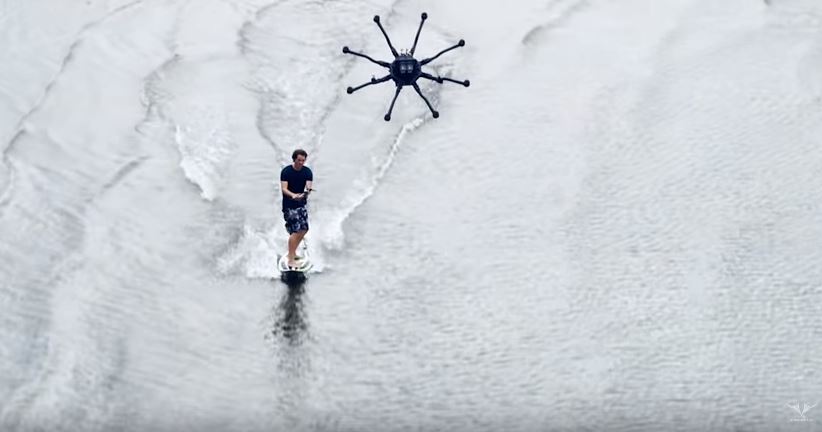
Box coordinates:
[292,149,308,161]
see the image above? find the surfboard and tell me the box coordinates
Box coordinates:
[278,254,313,272]
[277,254,313,283]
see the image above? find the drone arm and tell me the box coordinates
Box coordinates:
[384,85,403,121]
[373,16,400,58]
[419,72,441,83]
[420,72,470,87]
[420,39,465,66]
[347,74,392,94]
[411,82,439,118]
[438,76,470,87]
[342,47,391,68]
[410,12,428,56]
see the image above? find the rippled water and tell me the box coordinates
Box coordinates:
[1,0,822,431]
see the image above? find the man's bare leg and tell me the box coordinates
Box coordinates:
[287,230,308,268]
[287,233,299,268]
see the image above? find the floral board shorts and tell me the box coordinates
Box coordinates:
[283,206,309,234]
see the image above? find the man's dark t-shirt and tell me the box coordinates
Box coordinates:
[280,165,313,210]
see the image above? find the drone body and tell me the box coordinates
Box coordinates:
[342,13,470,121]
[390,53,422,86]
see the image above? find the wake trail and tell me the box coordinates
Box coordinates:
[0,0,147,214]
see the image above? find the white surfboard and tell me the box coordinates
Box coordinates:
[277,237,313,282]
[277,254,313,273]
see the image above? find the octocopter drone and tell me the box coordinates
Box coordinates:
[342,12,470,121]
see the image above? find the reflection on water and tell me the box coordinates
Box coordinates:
[270,280,309,346]
[265,278,312,383]
[267,279,314,431]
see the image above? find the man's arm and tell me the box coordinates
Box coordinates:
[305,180,313,193]
[281,181,298,199]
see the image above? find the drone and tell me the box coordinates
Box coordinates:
[342,12,470,121]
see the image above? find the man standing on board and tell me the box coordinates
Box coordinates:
[280,149,313,269]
